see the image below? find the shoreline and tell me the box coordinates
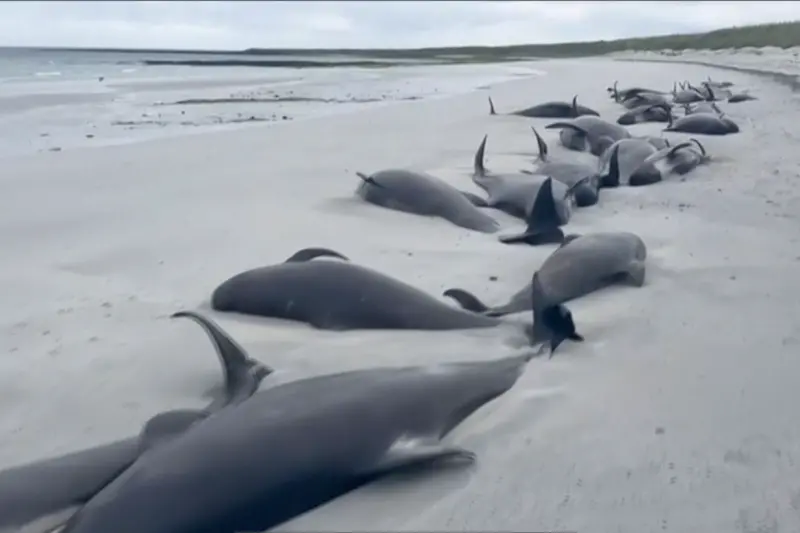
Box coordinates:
[0,59,538,160]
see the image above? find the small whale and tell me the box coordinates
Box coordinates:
[727,92,757,103]
[616,102,672,125]
[528,127,600,207]
[546,115,631,156]
[471,134,573,223]
[354,169,499,233]
[631,138,710,185]
[446,232,647,355]
[488,95,599,118]
[664,111,739,135]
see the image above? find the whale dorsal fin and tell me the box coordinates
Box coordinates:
[363,437,475,479]
[531,127,548,162]
[283,247,350,263]
[488,96,497,115]
[497,177,565,247]
[171,310,272,409]
[473,135,489,177]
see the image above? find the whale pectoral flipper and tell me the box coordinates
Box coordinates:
[459,190,489,208]
[366,438,476,478]
[138,410,209,453]
[442,288,490,313]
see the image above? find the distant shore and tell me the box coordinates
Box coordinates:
[10,20,800,67]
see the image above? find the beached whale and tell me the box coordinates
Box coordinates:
[444,232,647,324]
[608,82,667,103]
[58,352,535,533]
[0,312,270,533]
[211,247,502,331]
[546,115,632,156]
[488,95,599,118]
[470,134,574,223]
[616,102,672,125]
[355,169,499,233]
[630,138,710,185]
[527,126,600,207]
[664,112,739,135]
[596,137,663,187]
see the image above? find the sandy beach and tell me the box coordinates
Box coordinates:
[2,54,800,532]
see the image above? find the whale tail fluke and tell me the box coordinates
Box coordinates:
[443,288,491,313]
[171,310,272,408]
[498,177,565,247]
[530,272,584,358]
[488,96,497,115]
[356,171,387,189]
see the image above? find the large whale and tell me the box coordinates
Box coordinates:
[488,95,599,118]
[443,232,647,330]
[59,350,536,533]
[211,247,501,331]
[354,169,499,233]
[470,134,573,222]
[0,312,270,533]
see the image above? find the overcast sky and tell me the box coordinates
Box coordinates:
[0,1,798,50]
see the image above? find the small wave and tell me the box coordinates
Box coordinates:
[34,71,62,77]
[121,68,138,74]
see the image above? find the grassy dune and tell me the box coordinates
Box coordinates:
[245,21,800,62]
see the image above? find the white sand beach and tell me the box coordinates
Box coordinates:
[1,55,800,532]
[611,45,800,85]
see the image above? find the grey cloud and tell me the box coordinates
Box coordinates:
[0,1,797,50]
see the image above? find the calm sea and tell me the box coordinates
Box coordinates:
[0,48,539,158]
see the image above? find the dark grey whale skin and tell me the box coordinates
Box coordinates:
[444,232,647,317]
[60,353,534,533]
[355,169,499,233]
[0,311,269,533]
[212,252,500,331]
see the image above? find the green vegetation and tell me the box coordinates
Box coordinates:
[244,21,800,61]
[25,20,800,67]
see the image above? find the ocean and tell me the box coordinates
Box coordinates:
[0,47,541,159]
